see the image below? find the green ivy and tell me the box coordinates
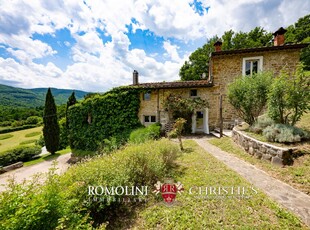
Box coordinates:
[67,87,142,151]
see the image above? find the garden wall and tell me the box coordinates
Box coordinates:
[232,127,294,166]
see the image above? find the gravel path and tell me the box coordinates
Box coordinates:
[195,138,310,227]
[0,153,71,192]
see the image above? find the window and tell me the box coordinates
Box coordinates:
[242,56,263,76]
[190,89,197,97]
[144,115,156,123]
[143,92,151,101]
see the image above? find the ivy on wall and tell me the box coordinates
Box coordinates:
[67,87,142,151]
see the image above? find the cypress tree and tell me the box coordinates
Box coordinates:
[43,88,60,154]
[66,91,77,127]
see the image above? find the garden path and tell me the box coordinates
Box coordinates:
[0,153,71,192]
[195,138,310,227]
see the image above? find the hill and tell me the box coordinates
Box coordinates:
[0,84,89,108]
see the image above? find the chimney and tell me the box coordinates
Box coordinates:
[133,70,139,85]
[213,40,223,52]
[273,27,287,46]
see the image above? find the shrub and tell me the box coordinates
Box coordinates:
[0,166,92,230]
[250,115,275,134]
[268,64,310,126]
[0,125,37,134]
[0,146,41,167]
[129,124,161,144]
[0,121,12,127]
[36,135,45,147]
[263,124,310,143]
[11,120,25,128]
[25,116,43,125]
[0,140,180,228]
[227,72,273,125]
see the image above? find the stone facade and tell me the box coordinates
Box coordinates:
[138,87,219,131]
[211,48,302,128]
[232,128,294,166]
[137,45,305,131]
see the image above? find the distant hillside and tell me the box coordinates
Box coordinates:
[0,84,89,108]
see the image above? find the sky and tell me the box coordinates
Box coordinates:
[0,0,309,92]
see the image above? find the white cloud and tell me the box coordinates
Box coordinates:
[0,0,309,92]
[163,41,181,62]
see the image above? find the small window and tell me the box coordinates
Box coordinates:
[143,92,151,101]
[242,56,263,76]
[144,115,156,123]
[190,89,197,97]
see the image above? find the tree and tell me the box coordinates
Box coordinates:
[163,94,209,133]
[267,64,310,126]
[66,91,77,127]
[227,72,273,125]
[43,88,60,154]
[168,118,186,151]
[179,27,272,81]
[179,36,219,81]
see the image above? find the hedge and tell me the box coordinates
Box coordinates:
[68,87,142,151]
[0,125,37,134]
[0,146,41,167]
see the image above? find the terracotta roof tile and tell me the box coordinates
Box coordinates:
[211,43,309,56]
[130,80,212,89]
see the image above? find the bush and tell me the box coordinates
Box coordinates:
[0,146,41,167]
[250,115,275,134]
[227,72,273,125]
[0,140,180,228]
[268,65,310,126]
[59,117,69,150]
[129,124,161,144]
[25,116,43,125]
[36,135,45,147]
[0,121,12,127]
[263,124,310,143]
[11,120,25,128]
[0,125,37,134]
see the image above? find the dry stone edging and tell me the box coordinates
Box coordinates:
[232,127,295,166]
[195,139,310,227]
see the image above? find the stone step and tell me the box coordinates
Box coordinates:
[213,128,233,137]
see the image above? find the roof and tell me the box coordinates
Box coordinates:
[130,80,213,89]
[211,43,309,56]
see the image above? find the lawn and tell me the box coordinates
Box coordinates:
[208,137,310,195]
[23,148,71,167]
[0,127,42,152]
[131,140,306,229]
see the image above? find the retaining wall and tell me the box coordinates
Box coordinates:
[232,128,294,166]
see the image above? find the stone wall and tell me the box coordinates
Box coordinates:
[232,128,294,166]
[138,48,302,130]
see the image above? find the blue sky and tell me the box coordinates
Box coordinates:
[0,0,309,92]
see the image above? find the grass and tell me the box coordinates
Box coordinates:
[25,131,41,138]
[132,140,306,229]
[23,148,71,167]
[208,137,310,195]
[297,113,310,132]
[0,134,13,140]
[0,127,42,152]
[19,139,37,145]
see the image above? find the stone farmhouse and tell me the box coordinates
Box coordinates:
[131,27,308,134]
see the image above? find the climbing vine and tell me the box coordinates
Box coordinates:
[68,87,142,151]
[163,94,209,133]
